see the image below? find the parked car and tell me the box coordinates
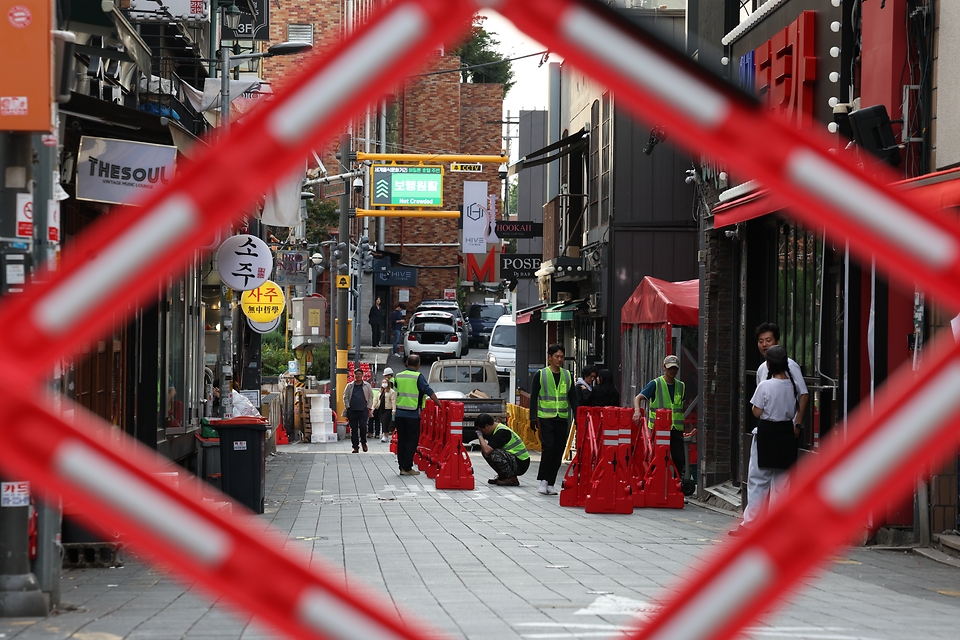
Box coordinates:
[404,310,463,360]
[467,302,507,347]
[486,315,516,392]
[415,300,470,355]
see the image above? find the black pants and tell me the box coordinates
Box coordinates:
[370,323,381,347]
[347,409,368,448]
[537,417,570,486]
[379,408,394,435]
[368,410,381,436]
[394,415,421,471]
[670,429,685,478]
[484,448,530,479]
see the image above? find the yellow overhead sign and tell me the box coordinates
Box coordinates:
[336,275,351,289]
[450,163,482,173]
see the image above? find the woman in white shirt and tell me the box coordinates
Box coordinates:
[745,345,800,524]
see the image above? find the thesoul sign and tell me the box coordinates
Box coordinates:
[240,280,285,322]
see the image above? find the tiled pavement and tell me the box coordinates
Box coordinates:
[2,437,958,639]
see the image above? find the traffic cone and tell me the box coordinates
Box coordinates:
[276,415,289,445]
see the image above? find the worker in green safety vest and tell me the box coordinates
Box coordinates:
[528,343,579,496]
[474,413,530,487]
[393,354,439,477]
[633,354,687,478]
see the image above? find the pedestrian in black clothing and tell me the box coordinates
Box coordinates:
[369,297,385,347]
[587,369,621,407]
[390,303,406,356]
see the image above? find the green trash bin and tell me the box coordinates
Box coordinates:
[211,416,269,514]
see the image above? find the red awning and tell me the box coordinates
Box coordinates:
[621,277,699,327]
[516,303,545,324]
[713,167,960,230]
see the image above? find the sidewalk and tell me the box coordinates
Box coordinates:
[2,438,959,639]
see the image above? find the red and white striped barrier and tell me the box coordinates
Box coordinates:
[434,402,474,490]
[640,409,684,510]
[1,1,959,639]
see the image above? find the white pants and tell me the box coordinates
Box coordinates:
[742,432,790,527]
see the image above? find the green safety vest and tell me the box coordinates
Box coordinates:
[537,367,572,419]
[647,376,685,430]
[395,369,423,411]
[494,423,530,461]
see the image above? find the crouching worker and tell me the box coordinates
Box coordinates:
[474,413,530,487]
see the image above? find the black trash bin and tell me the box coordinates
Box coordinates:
[212,416,269,514]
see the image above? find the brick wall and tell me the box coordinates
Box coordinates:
[701,223,737,486]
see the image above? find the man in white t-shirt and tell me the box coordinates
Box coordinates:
[729,322,809,537]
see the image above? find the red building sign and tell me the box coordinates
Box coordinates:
[755,11,816,129]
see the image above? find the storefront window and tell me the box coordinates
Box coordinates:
[163,259,204,434]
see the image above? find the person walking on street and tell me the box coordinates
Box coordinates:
[393,355,439,476]
[730,323,808,537]
[390,303,406,356]
[375,367,397,443]
[633,355,687,478]
[587,368,620,407]
[529,343,578,495]
[369,297,385,348]
[343,371,373,453]
[473,413,530,486]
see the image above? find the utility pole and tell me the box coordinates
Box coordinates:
[336,133,351,419]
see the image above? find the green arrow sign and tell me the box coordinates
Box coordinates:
[370,165,443,207]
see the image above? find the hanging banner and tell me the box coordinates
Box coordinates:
[76,137,177,206]
[216,235,272,291]
[462,181,488,254]
[240,280,285,322]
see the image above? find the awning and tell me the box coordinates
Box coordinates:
[516,303,545,325]
[541,299,585,322]
[713,166,960,230]
[508,127,588,177]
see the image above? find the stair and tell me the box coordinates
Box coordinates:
[932,532,960,560]
[701,480,741,513]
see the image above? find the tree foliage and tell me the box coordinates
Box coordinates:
[305,195,338,246]
[451,16,515,97]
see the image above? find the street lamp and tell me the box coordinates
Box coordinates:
[219,41,313,133]
[222,2,242,30]
[216,39,312,416]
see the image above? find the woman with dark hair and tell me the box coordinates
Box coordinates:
[587,369,620,407]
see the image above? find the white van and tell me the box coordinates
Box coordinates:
[486,315,516,391]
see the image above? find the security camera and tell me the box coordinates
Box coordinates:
[352,176,363,194]
[498,164,508,180]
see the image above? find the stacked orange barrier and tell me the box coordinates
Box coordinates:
[434,401,474,490]
[559,407,601,507]
[415,399,439,475]
[640,408,684,508]
[628,408,649,507]
[584,407,634,514]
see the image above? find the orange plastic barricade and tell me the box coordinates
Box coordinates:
[389,429,398,454]
[559,407,601,507]
[434,402,474,490]
[641,408,684,509]
[628,408,649,507]
[584,407,634,514]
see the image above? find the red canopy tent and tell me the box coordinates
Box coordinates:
[621,277,699,328]
[620,277,699,425]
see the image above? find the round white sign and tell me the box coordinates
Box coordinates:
[247,316,281,334]
[216,234,272,291]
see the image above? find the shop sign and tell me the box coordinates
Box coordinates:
[500,254,542,280]
[240,280,285,322]
[752,11,816,129]
[1,481,29,507]
[76,137,177,206]
[375,266,417,287]
[217,234,272,291]
[495,221,542,238]
[273,250,309,286]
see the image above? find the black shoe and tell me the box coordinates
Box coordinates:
[488,477,500,484]
[494,476,520,486]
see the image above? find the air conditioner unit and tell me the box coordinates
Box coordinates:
[556,292,573,302]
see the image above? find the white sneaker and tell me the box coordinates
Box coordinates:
[538,480,549,495]
[381,435,387,443]
[546,485,559,495]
